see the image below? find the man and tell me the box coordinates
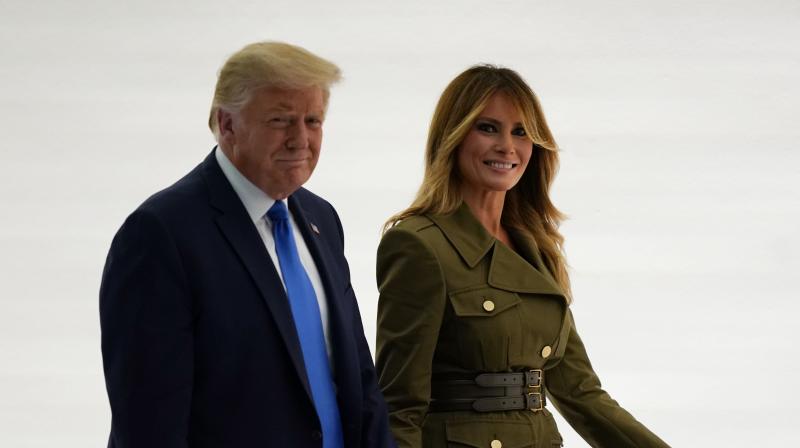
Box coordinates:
[100,41,394,448]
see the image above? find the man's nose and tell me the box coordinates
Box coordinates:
[286,122,309,149]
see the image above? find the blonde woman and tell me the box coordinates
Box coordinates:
[376,65,668,448]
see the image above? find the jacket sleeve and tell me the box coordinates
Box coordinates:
[100,208,194,447]
[546,310,670,448]
[375,227,447,448]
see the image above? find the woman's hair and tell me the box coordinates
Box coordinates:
[385,64,571,299]
[208,41,341,140]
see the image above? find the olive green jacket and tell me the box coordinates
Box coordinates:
[376,204,669,448]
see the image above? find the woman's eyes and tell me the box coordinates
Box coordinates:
[477,122,498,133]
[477,122,527,137]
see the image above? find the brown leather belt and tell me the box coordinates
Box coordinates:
[429,370,545,413]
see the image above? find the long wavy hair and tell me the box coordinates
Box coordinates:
[385,65,571,300]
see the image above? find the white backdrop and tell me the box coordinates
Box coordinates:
[1,0,798,446]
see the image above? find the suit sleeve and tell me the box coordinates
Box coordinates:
[546,310,670,447]
[348,284,398,448]
[375,228,447,448]
[329,204,396,448]
[100,208,194,447]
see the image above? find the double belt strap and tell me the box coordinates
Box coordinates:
[430,370,545,413]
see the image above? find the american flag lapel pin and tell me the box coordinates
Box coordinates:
[310,223,320,235]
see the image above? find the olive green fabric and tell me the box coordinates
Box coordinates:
[375,203,669,448]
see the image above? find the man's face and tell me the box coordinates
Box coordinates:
[219,85,325,199]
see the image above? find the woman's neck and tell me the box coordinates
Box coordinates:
[461,187,508,242]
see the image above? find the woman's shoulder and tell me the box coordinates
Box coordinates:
[383,213,452,248]
[380,213,454,259]
[389,214,436,233]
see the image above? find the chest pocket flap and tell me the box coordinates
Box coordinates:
[449,286,521,317]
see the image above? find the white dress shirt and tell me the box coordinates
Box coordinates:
[215,147,334,361]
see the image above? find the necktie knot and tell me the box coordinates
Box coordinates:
[267,200,289,222]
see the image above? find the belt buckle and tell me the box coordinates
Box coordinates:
[527,369,543,412]
[527,392,543,412]
[527,369,543,388]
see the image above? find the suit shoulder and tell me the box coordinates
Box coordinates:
[137,163,206,217]
[293,187,334,211]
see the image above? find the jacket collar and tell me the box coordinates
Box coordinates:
[427,202,495,268]
[428,202,566,299]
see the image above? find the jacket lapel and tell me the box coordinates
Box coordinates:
[289,193,361,423]
[429,202,567,299]
[200,152,312,399]
[488,242,564,298]
[288,194,352,358]
[427,203,494,268]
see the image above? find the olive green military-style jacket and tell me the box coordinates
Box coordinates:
[375,204,669,448]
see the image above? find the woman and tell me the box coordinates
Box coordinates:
[375,65,669,448]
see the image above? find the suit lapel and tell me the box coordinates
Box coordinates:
[287,195,331,289]
[289,193,361,421]
[200,152,312,399]
[288,195,347,342]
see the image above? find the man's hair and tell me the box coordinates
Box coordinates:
[208,41,342,139]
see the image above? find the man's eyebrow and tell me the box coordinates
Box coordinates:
[265,103,294,112]
[264,103,324,115]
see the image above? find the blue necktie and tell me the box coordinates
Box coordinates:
[266,201,344,448]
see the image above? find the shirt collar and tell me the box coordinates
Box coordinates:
[215,146,278,222]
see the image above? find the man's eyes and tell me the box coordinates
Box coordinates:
[267,117,290,125]
[266,116,322,127]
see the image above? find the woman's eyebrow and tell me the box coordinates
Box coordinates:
[477,116,523,126]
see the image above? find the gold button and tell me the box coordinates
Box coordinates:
[490,440,502,448]
[482,299,495,312]
[541,345,552,358]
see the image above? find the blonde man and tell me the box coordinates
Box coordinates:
[101,41,394,448]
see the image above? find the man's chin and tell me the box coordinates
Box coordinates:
[280,171,313,195]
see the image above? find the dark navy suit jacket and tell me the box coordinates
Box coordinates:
[100,151,394,447]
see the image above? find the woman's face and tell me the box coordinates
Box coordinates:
[457,92,532,196]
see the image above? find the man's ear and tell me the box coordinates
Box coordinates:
[217,108,236,145]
